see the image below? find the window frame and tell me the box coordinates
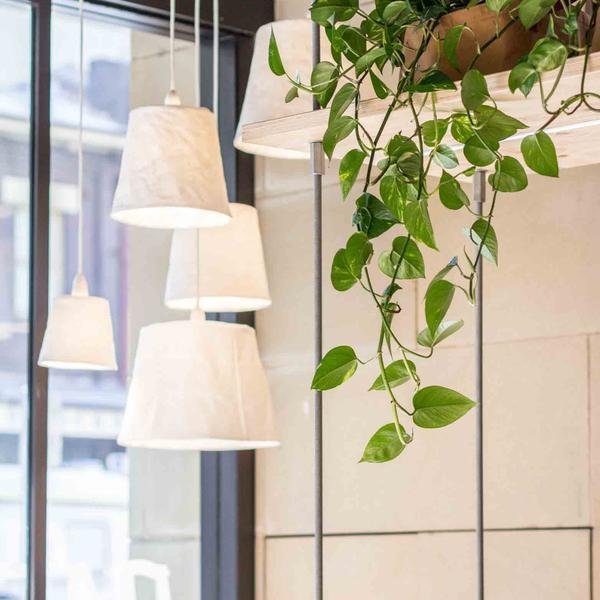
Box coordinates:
[22,1,272,599]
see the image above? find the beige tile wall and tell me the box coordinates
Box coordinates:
[254,46,600,599]
[254,4,600,597]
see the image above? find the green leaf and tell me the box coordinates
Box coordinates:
[355,46,387,75]
[404,199,437,249]
[428,256,458,290]
[268,29,285,76]
[339,149,366,198]
[520,131,558,177]
[353,193,398,239]
[443,25,465,71]
[450,114,473,143]
[323,115,356,160]
[486,0,512,13]
[370,71,390,99]
[370,359,416,390]
[408,69,456,93]
[285,86,299,103]
[412,386,476,428]
[518,0,556,29]
[475,106,527,143]
[469,218,498,264]
[463,135,497,167]
[489,156,528,192]
[329,83,357,124]
[311,345,358,390]
[311,0,359,25]
[439,171,470,209]
[311,61,339,107]
[417,319,464,347]
[360,423,407,463]
[433,144,459,169]
[346,232,373,276]
[379,170,407,220]
[425,280,455,335]
[528,38,567,72]
[331,249,356,291]
[340,26,366,62]
[382,0,410,22]
[422,119,449,147]
[331,232,373,291]
[378,236,425,279]
[508,61,538,96]
[461,69,489,111]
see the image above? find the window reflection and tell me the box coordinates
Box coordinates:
[0,2,31,599]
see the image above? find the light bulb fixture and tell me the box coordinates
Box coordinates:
[118,311,279,450]
[235,19,315,159]
[110,0,231,229]
[38,0,117,372]
[165,203,271,312]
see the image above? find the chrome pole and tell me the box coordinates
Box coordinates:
[311,18,324,600]
[474,169,486,600]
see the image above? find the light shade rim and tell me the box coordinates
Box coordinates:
[118,436,280,451]
[38,359,117,371]
[111,206,231,229]
[165,295,272,313]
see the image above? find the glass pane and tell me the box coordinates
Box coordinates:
[47,11,199,600]
[47,12,130,600]
[0,2,31,598]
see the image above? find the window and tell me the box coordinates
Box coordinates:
[0,2,31,599]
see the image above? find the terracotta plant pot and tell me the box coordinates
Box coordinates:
[407,3,543,79]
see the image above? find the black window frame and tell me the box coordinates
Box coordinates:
[23,1,273,599]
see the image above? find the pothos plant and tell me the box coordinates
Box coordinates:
[268,0,599,463]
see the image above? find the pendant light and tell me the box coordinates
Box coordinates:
[110,0,231,229]
[118,0,279,451]
[38,0,117,371]
[117,311,278,450]
[165,0,271,312]
[234,19,315,159]
[165,203,271,312]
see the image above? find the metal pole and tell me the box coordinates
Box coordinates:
[311,18,324,600]
[474,169,486,600]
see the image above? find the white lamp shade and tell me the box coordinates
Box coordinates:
[235,19,315,159]
[165,203,271,312]
[111,106,231,229]
[118,315,279,450]
[38,275,117,371]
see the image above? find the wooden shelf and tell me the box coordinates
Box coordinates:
[241,52,600,176]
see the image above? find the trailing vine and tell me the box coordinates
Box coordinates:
[268,0,600,462]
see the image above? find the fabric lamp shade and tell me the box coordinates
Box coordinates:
[235,19,315,159]
[118,313,279,450]
[38,274,117,371]
[111,106,231,229]
[165,203,271,312]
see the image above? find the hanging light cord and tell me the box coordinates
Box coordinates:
[195,0,202,311]
[195,0,201,107]
[77,0,84,276]
[212,0,219,122]
[169,0,176,93]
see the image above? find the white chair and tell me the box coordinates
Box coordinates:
[119,559,172,600]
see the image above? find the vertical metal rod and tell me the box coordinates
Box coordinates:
[474,169,486,600]
[311,17,323,600]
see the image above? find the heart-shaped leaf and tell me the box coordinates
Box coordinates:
[417,319,464,347]
[413,386,476,428]
[339,149,367,199]
[425,280,455,335]
[360,423,410,463]
[268,29,285,76]
[311,346,358,390]
[370,359,416,390]
[520,131,558,177]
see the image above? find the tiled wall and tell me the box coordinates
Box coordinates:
[253,10,600,590]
